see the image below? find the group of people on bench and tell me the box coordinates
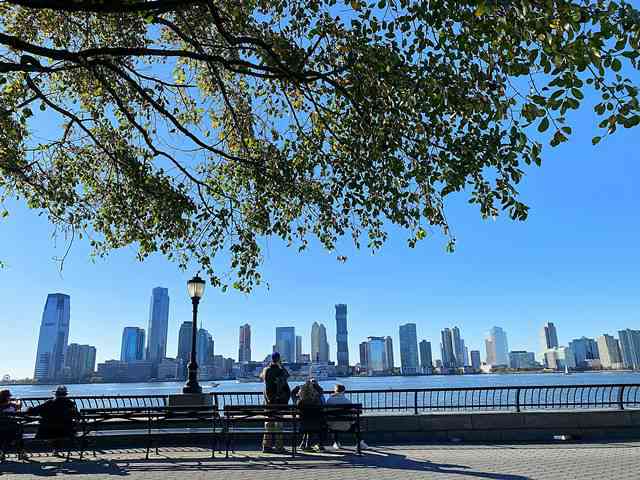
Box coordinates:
[0,386,79,461]
[260,351,366,453]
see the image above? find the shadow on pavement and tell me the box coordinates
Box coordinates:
[0,448,530,479]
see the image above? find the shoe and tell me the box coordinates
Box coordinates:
[332,442,341,450]
[262,447,274,453]
[313,444,325,452]
[359,440,369,450]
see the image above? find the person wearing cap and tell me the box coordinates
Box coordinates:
[26,386,79,453]
[259,352,290,453]
[1,389,25,462]
[0,390,21,415]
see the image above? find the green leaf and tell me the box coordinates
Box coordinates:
[592,136,602,145]
[612,58,622,72]
[538,117,550,132]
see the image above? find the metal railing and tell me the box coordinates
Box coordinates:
[17,384,640,414]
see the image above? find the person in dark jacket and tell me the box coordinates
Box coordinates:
[297,380,327,451]
[260,352,290,453]
[0,389,25,462]
[26,386,79,455]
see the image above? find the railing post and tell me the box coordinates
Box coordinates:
[618,385,626,410]
[414,391,419,415]
[515,388,521,413]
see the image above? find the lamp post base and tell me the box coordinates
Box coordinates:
[168,393,211,407]
[182,384,203,394]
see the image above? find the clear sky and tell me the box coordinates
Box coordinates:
[1,98,639,379]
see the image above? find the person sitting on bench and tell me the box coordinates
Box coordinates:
[0,389,25,462]
[326,384,367,450]
[26,386,79,456]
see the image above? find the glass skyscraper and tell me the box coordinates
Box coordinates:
[399,323,419,375]
[335,304,349,367]
[485,326,509,366]
[440,328,456,369]
[541,322,559,351]
[34,293,70,381]
[311,322,329,363]
[238,324,251,362]
[366,336,386,372]
[65,343,96,381]
[196,328,214,366]
[276,326,296,363]
[120,327,145,362]
[146,287,169,364]
[419,340,433,373]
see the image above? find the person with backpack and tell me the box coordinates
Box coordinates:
[260,352,290,453]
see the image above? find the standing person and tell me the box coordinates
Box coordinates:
[326,384,367,450]
[260,352,290,453]
[26,386,79,456]
[297,380,326,452]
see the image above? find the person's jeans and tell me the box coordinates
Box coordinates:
[262,421,283,449]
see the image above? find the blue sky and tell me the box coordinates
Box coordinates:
[1,95,640,379]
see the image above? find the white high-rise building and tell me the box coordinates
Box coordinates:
[311,322,329,362]
[597,334,624,369]
[146,287,170,364]
[238,324,251,363]
[34,293,71,381]
[485,326,509,366]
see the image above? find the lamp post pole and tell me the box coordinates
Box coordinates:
[183,275,205,394]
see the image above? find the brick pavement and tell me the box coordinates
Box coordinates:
[1,442,638,480]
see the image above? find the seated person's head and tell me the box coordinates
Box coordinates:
[0,389,11,405]
[55,385,68,398]
[334,384,346,394]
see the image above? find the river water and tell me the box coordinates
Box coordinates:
[4,371,640,398]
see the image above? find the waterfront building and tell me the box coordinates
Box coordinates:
[618,329,640,369]
[295,335,303,363]
[568,337,599,368]
[275,326,296,363]
[177,321,192,374]
[34,293,71,382]
[97,360,154,382]
[366,336,386,372]
[238,324,251,363]
[311,322,329,362]
[419,340,433,373]
[540,322,559,351]
[157,358,182,380]
[300,353,311,363]
[470,350,481,370]
[485,326,509,366]
[335,304,349,367]
[64,343,96,381]
[120,327,145,362]
[384,336,394,370]
[399,323,419,375]
[452,326,466,368]
[359,341,369,369]
[440,328,456,369]
[509,351,536,369]
[196,328,214,366]
[146,287,170,364]
[597,334,624,369]
[543,346,576,370]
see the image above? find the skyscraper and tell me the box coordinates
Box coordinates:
[485,326,509,366]
[295,335,303,363]
[177,321,193,367]
[238,324,251,362]
[34,293,71,381]
[120,327,145,362]
[596,334,623,369]
[419,340,432,373]
[359,341,369,369]
[452,326,466,368]
[64,343,96,381]
[618,329,640,369]
[276,327,296,363]
[440,328,456,368]
[146,287,169,364]
[335,304,349,367]
[196,328,214,366]
[311,322,329,362]
[384,336,394,370]
[568,337,599,367]
[399,323,419,375]
[541,322,559,351]
[366,336,386,372]
[470,350,481,370]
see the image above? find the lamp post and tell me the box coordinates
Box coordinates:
[183,275,206,394]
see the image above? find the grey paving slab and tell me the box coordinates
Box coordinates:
[1,442,638,480]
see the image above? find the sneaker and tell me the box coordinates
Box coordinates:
[313,444,325,452]
[262,446,274,453]
[332,441,341,450]
[358,440,369,450]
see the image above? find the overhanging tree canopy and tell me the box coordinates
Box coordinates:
[1,0,639,290]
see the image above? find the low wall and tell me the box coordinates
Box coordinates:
[361,410,640,443]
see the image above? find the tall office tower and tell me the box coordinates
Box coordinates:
[311,322,329,362]
[295,336,303,363]
[238,324,251,363]
[120,327,145,362]
[146,287,170,364]
[464,346,470,367]
[335,304,349,367]
[359,341,369,369]
[452,326,466,368]
[177,321,193,367]
[618,329,640,369]
[34,293,71,381]
[366,337,386,372]
[470,350,481,370]
[540,322,559,351]
[440,328,456,368]
[275,326,296,363]
[568,337,599,367]
[65,344,96,380]
[196,328,214,366]
[399,323,419,375]
[485,326,509,366]
[419,340,433,373]
[597,334,623,369]
[384,336,394,370]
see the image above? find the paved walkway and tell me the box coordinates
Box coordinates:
[2,442,639,479]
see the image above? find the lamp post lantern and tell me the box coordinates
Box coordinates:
[183,275,206,394]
